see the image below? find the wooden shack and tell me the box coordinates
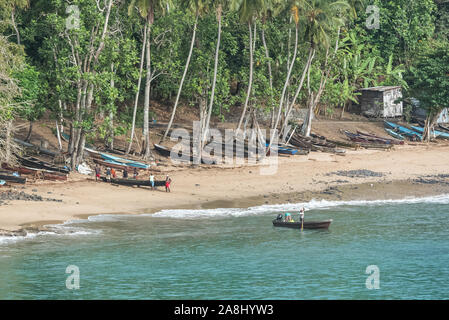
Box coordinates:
[360,86,403,118]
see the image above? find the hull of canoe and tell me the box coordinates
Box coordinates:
[411,126,449,139]
[102,177,165,187]
[93,158,143,172]
[272,219,332,229]
[384,121,422,140]
[100,153,149,169]
[18,157,70,174]
[385,128,405,141]
[154,144,172,157]
[0,174,26,184]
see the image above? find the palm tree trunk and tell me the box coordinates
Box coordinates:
[162,12,199,142]
[261,25,274,129]
[109,62,115,149]
[25,121,33,142]
[274,23,298,134]
[127,20,148,154]
[203,5,223,144]
[5,120,12,163]
[143,21,152,159]
[266,23,298,151]
[55,120,62,151]
[236,21,256,134]
[284,47,315,135]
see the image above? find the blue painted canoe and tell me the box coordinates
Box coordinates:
[100,153,150,169]
[265,143,298,155]
[384,121,422,141]
[384,128,405,141]
[411,126,449,139]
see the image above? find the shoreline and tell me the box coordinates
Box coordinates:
[2,178,449,239]
[1,144,449,237]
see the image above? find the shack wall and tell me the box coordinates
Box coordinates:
[361,87,403,117]
[382,87,403,117]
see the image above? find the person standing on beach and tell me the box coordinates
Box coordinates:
[133,167,138,179]
[95,164,101,182]
[149,173,155,190]
[165,175,172,193]
[123,168,128,179]
[111,168,116,179]
[106,167,111,182]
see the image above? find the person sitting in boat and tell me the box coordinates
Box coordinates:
[285,212,293,222]
[276,213,283,221]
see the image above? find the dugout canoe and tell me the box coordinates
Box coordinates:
[384,121,422,141]
[101,176,165,187]
[93,158,144,172]
[17,156,70,174]
[384,128,405,141]
[272,219,332,229]
[0,173,26,184]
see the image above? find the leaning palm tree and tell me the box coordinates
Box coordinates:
[268,1,301,150]
[127,0,171,158]
[202,0,228,143]
[231,0,266,134]
[294,0,349,137]
[162,0,207,142]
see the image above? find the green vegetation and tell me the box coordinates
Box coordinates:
[0,0,448,167]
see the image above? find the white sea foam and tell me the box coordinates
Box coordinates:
[150,194,449,219]
[0,223,100,246]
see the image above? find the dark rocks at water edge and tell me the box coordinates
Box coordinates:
[413,174,449,186]
[0,191,63,204]
[327,170,385,178]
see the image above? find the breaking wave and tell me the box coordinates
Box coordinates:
[150,194,449,219]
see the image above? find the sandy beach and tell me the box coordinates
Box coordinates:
[1,143,449,236]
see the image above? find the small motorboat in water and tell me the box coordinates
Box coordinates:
[272,215,332,230]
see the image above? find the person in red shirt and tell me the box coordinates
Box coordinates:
[95,164,101,181]
[165,175,172,193]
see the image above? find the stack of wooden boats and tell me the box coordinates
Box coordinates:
[343,130,401,149]
[154,143,220,163]
[383,121,449,141]
[289,133,346,154]
[155,138,308,161]
[86,148,150,170]
[410,125,449,140]
[0,169,27,184]
[14,138,61,158]
[1,154,69,183]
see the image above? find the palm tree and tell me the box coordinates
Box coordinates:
[259,0,282,128]
[162,0,207,142]
[269,1,301,148]
[127,0,171,158]
[231,0,265,134]
[202,0,227,143]
[295,0,349,137]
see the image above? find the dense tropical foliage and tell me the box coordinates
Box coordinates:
[0,0,448,167]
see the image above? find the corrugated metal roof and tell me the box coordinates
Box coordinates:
[361,86,402,92]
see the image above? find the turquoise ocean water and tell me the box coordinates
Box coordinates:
[0,195,449,299]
